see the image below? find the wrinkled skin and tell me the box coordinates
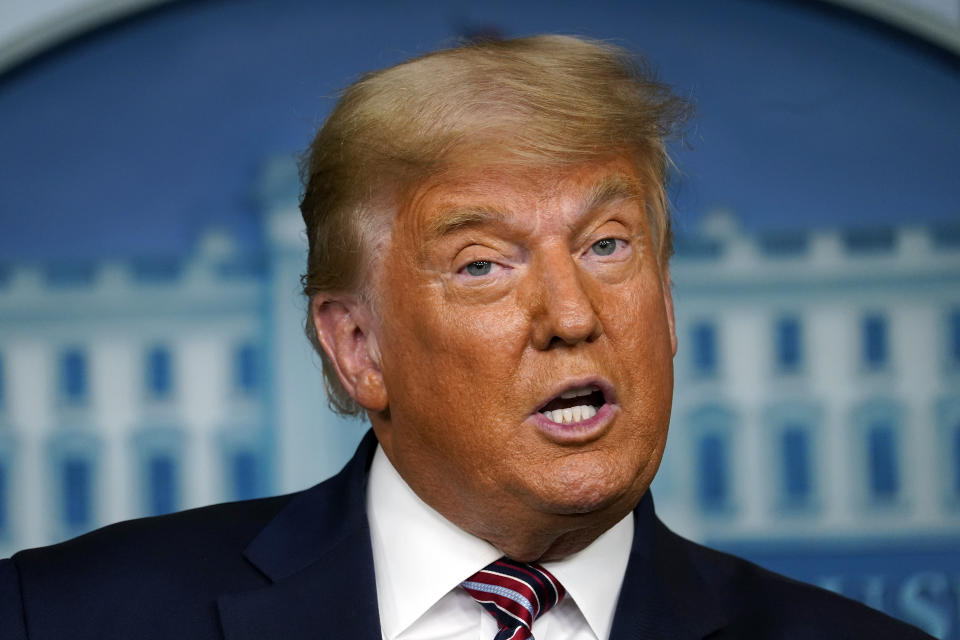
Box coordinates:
[313,156,677,562]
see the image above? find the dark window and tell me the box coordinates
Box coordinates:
[0,459,7,536]
[867,422,899,501]
[697,433,729,511]
[950,310,960,367]
[234,344,258,395]
[45,263,97,287]
[230,450,260,501]
[758,232,809,257]
[217,255,266,279]
[62,457,93,530]
[131,259,182,283]
[673,236,724,260]
[843,228,896,254]
[60,349,88,405]
[775,317,802,373]
[146,454,178,516]
[953,424,960,497]
[691,322,718,377]
[781,427,812,504]
[862,315,888,370]
[931,224,960,250]
[146,346,172,399]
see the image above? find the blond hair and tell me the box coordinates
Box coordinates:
[300,34,690,416]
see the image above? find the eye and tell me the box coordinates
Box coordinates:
[590,238,619,256]
[464,260,493,276]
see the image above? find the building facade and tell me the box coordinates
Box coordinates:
[0,165,958,634]
[655,211,960,545]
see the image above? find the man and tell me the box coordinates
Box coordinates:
[1,35,930,639]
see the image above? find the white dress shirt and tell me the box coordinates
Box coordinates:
[366,446,634,640]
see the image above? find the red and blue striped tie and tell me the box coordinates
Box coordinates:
[461,557,566,640]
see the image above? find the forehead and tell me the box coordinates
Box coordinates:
[395,156,645,239]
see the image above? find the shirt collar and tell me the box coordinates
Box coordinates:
[366,444,634,640]
[541,512,633,640]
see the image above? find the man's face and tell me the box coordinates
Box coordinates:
[368,155,677,559]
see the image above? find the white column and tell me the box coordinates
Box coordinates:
[9,341,53,548]
[811,305,857,529]
[94,339,137,525]
[178,336,223,508]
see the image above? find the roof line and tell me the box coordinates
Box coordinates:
[822,0,960,56]
[0,0,171,76]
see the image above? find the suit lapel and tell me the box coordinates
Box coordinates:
[609,494,728,640]
[217,433,727,640]
[218,430,382,640]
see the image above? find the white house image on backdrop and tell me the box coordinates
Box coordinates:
[0,157,958,628]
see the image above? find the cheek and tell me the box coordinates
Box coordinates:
[604,274,672,349]
[602,278,675,406]
[413,289,529,362]
[381,289,526,414]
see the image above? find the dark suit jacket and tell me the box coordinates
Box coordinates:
[1,430,931,639]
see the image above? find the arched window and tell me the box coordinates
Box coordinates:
[698,433,729,511]
[146,453,178,515]
[688,405,736,513]
[935,397,960,506]
[229,449,260,501]
[866,421,899,500]
[59,347,89,406]
[62,457,93,529]
[947,309,960,371]
[861,313,889,371]
[0,435,14,542]
[233,342,259,396]
[781,426,812,502]
[853,399,903,506]
[765,403,821,511]
[48,431,101,538]
[690,321,719,379]
[132,427,185,517]
[218,425,271,502]
[773,315,803,374]
[0,351,6,411]
[953,424,960,500]
[144,345,173,401]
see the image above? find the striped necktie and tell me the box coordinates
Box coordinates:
[461,557,566,640]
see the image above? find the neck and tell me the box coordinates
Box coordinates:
[438,493,637,563]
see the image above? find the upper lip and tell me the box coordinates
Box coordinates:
[531,376,617,414]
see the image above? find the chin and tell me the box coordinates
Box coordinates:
[527,461,647,517]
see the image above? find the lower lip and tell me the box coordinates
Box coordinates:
[528,403,619,444]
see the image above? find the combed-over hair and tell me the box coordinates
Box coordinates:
[300,34,691,416]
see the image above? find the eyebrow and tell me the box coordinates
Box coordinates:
[425,205,507,241]
[425,173,644,240]
[582,173,644,212]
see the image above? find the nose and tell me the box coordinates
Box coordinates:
[527,248,603,350]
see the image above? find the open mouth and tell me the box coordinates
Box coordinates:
[537,384,607,425]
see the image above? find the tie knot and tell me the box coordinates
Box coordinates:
[461,557,566,640]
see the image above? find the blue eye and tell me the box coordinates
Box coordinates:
[464,260,493,276]
[591,238,617,256]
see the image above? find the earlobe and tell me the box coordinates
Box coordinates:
[311,296,389,412]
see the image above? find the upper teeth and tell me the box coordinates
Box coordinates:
[560,385,598,399]
[543,405,597,425]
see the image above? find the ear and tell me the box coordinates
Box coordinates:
[311,295,389,412]
[661,264,678,357]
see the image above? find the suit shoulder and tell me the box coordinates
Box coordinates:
[7,495,294,639]
[14,493,292,576]
[680,538,934,639]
